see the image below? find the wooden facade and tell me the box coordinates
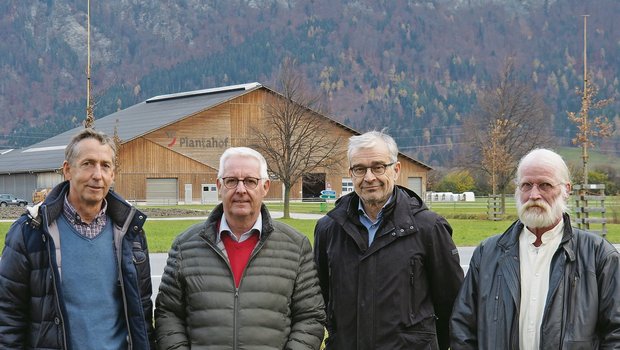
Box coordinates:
[111,87,430,203]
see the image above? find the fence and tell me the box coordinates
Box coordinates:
[573,184,607,237]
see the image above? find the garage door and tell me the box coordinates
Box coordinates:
[407,177,423,196]
[146,178,178,205]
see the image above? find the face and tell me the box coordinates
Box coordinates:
[515,162,569,229]
[349,142,400,208]
[217,155,270,223]
[63,138,115,210]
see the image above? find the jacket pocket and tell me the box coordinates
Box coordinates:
[563,339,598,350]
[567,273,579,324]
[132,241,147,264]
[405,257,431,326]
[399,316,439,349]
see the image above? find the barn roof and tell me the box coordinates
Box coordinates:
[0,82,431,174]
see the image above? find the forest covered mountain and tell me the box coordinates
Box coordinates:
[1,0,619,167]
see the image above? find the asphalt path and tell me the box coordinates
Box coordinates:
[149,245,620,304]
[149,246,473,304]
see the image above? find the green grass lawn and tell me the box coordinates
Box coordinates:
[86,217,620,251]
[2,197,619,253]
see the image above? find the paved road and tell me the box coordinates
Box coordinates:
[149,244,620,304]
[149,246,472,304]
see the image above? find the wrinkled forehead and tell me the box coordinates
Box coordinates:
[222,155,261,174]
[517,161,559,183]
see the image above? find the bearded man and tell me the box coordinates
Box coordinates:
[450,148,620,350]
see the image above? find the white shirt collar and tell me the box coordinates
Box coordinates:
[218,212,263,243]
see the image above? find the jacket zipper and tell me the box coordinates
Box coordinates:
[409,258,415,322]
[43,232,69,349]
[234,288,239,349]
[203,218,271,349]
[117,207,136,349]
[235,238,266,349]
[206,236,266,350]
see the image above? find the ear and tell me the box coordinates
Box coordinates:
[262,178,271,193]
[564,182,572,198]
[393,161,401,180]
[62,160,71,180]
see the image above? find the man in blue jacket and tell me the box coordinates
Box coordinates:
[450,148,620,349]
[0,128,154,349]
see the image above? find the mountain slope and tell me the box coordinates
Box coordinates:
[1,0,619,166]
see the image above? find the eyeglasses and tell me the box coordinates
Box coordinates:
[350,163,395,177]
[220,177,262,189]
[518,182,561,193]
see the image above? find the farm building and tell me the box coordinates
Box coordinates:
[0,83,431,204]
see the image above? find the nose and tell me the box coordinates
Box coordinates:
[528,184,543,199]
[363,168,377,181]
[235,181,248,193]
[92,164,103,179]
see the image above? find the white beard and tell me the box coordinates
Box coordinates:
[517,196,566,229]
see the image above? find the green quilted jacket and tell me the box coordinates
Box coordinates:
[155,203,326,349]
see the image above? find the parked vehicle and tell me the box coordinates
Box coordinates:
[0,194,28,207]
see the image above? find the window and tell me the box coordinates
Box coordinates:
[341,178,354,196]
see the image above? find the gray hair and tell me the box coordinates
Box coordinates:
[516,148,571,185]
[348,130,399,164]
[218,147,269,179]
[65,128,117,165]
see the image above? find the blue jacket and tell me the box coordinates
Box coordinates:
[0,181,154,349]
[450,214,620,349]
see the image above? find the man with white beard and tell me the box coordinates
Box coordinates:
[450,148,620,350]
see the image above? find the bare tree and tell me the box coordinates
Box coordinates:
[113,119,122,173]
[482,119,513,195]
[567,73,613,184]
[252,58,345,218]
[461,57,550,210]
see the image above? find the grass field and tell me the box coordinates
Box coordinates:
[2,197,619,252]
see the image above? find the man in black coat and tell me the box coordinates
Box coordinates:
[450,148,620,349]
[314,130,464,350]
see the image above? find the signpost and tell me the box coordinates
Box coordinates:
[319,189,336,212]
[320,189,336,199]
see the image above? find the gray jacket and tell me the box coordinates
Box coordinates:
[154,203,326,349]
[450,214,620,349]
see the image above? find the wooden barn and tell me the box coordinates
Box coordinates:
[0,83,431,204]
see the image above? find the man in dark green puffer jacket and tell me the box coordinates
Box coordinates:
[155,147,326,349]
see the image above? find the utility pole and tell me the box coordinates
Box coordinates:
[84,0,95,128]
[572,14,610,236]
[580,14,589,184]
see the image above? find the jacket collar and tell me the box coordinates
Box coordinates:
[330,185,427,224]
[497,213,574,253]
[327,186,429,254]
[494,212,576,309]
[34,181,146,234]
[202,203,274,243]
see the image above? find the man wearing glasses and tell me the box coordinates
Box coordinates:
[314,130,464,350]
[155,147,326,349]
[450,148,620,349]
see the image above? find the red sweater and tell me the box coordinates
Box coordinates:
[221,233,259,287]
